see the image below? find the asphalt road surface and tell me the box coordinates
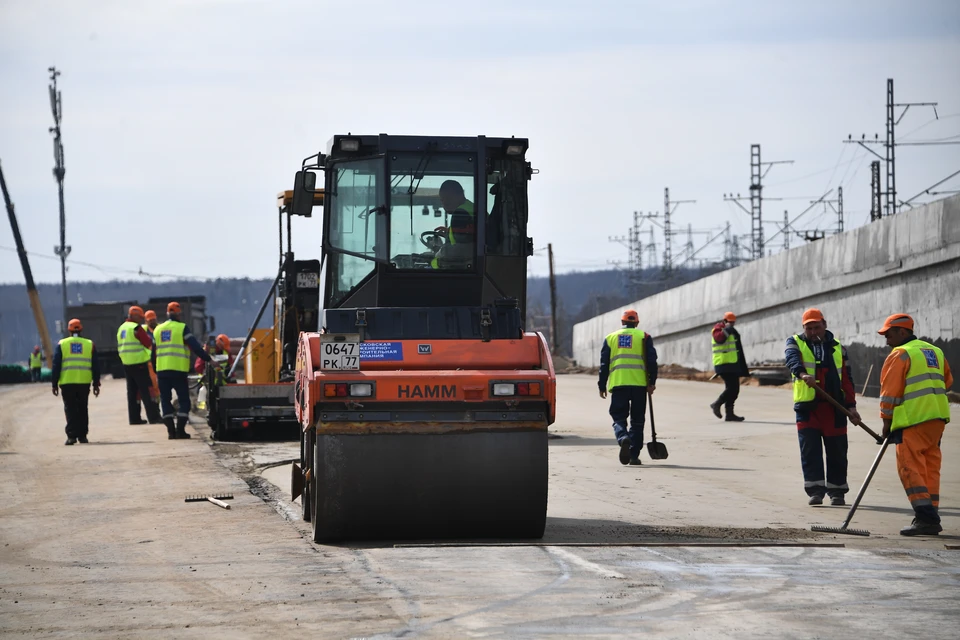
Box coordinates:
[1,376,957,638]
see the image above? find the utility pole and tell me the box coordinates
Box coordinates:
[870,161,882,221]
[723,144,792,261]
[836,186,844,234]
[662,187,695,274]
[646,228,657,270]
[547,243,559,356]
[845,78,940,216]
[49,66,70,337]
[783,210,790,251]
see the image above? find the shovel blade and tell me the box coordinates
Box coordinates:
[646,441,668,460]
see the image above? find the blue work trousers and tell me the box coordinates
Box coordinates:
[798,428,849,498]
[158,373,191,419]
[609,386,647,458]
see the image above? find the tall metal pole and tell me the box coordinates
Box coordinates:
[547,243,559,355]
[663,188,672,273]
[49,67,70,337]
[836,186,844,234]
[870,161,882,221]
[783,210,790,250]
[750,144,763,260]
[885,78,896,216]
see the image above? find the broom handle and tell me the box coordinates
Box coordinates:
[810,382,883,444]
[840,438,890,529]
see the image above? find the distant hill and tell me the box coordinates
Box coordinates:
[1,265,726,363]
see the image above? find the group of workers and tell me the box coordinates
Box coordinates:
[599,307,952,536]
[50,302,233,444]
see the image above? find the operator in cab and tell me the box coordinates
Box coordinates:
[430,180,475,269]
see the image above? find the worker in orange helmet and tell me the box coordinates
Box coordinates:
[117,305,162,425]
[154,301,212,439]
[51,319,101,445]
[784,308,862,507]
[29,345,44,382]
[709,311,750,421]
[598,309,658,466]
[877,313,953,536]
[196,334,233,377]
[142,310,159,339]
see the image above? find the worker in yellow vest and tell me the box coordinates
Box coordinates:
[598,309,658,466]
[141,309,161,402]
[784,308,862,506]
[709,311,749,421]
[155,301,213,439]
[430,180,476,269]
[117,305,162,425]
[142,310,159,338]
[51,319,101,445]
[29,345,44,382]
[878,313,953,536]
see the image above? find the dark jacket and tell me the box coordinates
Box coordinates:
[51,340,101,389]
[785,330,856,429]
[712,322,749,376]
[598,331,658,391]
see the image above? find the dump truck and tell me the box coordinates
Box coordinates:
[291,134,555,541]
[203,190,323,441]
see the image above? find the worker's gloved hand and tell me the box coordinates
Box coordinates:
[847,407,861,426]
[799,373,816,387]
[52,387,59,397]
[93,385,100,398]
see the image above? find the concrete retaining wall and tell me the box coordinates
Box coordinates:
[572,195,960,396]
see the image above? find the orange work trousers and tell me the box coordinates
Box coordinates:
[896,420,945,517]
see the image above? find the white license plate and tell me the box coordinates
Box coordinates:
[320,335,360,371]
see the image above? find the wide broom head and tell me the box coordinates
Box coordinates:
[184,493,234,502]
[811,525,870,536]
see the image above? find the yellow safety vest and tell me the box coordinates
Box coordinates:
[154,320,190,373]
[58,337,93,385]
[117,321,151,365]
[431,201,476,269]
[888,339,950,432]
[711,331,738,366]
[605,328,648,391]
[792,335,843,403]
[29,352,43,368]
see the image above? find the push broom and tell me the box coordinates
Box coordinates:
[808,383,888,536]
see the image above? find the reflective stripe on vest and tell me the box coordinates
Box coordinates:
[154,320,190,373]
[606,328,648,391]
[117,321,151,365]
[792,335,843,403]
[58,337,93,385]
[711,331,738,366]
[29,352,43,368]
[891,340,950,432]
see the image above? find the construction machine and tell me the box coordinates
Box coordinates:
[202,189,323,440]
[291,134,555,541]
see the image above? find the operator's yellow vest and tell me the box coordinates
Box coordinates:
[605,328,648,391]
[154,320,190,373]
[58,337,93,385]
[792,336,843,403]
[117,321,151,365]
[888,339,950,432]
[29,352,43,368]
[711,331,738,367]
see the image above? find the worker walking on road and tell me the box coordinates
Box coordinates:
[51,319,100,445]
[784,308,862,506]
[29,345,43,382]
[598,309,658,466]
[155,301,212,439]
[877,314,953,536]
[709,311,749,421]
[117,305,162,425]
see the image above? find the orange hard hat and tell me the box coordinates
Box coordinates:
[801,308,825,326]
[67,318,83,332]
[723,312,737,322]
[215,334,230,351]
[34,345,41,352]
[621,309,639,324]
[128,305,144,319]
[878,313,914,335]
[166,301,182,314]
[144,310,157,321]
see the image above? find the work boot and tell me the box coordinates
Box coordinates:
[163,417,177,440]
[64,437,76,446]
[830,495,845,506]
[725,407,745,422]
[808,495,824,506]
[629,457,642,466]
[900,518,942,536]
[618,438,631,465]
[77,436,89,444]
[176,416,191,440]
[709,401,722,419]
[130,418,148,425]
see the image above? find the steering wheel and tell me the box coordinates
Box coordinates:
[419,229,446,252]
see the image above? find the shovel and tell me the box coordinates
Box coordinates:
[645,392,668,460]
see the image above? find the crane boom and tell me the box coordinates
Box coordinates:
[1,159,55,368]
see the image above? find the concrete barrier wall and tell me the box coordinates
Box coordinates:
[572,195,960,396]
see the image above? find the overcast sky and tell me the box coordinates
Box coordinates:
[1,0,959,287]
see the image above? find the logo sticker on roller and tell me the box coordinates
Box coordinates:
[418,344,432,355]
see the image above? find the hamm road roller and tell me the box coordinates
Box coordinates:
[290,134,556,541]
